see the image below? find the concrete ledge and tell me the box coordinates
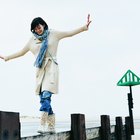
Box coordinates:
[86,127,100,139]
[21,127,102,140]
[21,131,70,140]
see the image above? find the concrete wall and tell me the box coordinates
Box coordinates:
[21,125,128,140]
[21,131,70,140]
[21,127,101,140]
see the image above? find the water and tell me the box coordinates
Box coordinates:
[21,121,71,137]
[21,119,140,138]
[21,120,100,137]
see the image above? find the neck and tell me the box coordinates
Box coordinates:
[34,29,49,41]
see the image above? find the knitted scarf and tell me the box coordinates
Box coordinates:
[33,30,49,68]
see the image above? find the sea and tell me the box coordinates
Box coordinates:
[20,119,140,138]
[21,121,71,137]
[21,119,103,137]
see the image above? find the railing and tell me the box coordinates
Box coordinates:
[0,111,132,140]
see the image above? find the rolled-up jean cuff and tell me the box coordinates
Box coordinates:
[39,90,53,115]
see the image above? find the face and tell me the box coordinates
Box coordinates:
[34,24,45,35]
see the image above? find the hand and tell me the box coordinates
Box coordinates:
[0,55,4,60]
[86,14,92,28]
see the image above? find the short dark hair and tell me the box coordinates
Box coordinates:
[30,17,48,33]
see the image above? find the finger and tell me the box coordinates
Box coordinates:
[87,21,92,28]
[87,14,90,22]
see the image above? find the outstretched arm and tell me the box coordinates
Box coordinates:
[56,14,92,39]
[4,46,29,61]
[0,39,31,61]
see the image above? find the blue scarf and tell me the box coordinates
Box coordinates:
[33,30,49,68]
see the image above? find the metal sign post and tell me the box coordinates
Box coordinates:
[117,70,140,135]
[128,85,134,135]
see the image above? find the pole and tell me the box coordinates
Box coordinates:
[71,114,86,140]
[125,116,132,140]
[100,115,111,140]
[128,86,134,135]
[115,117,123,140]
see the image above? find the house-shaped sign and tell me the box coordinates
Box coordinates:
[117,70,140,86]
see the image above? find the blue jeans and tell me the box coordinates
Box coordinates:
[39,90,54,115]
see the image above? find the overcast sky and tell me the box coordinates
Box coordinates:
[0,0,140,121]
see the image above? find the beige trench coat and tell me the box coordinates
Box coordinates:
[35,56,59,95]
[4,25,88,95]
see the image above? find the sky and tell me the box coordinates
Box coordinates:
[0,0,140,122]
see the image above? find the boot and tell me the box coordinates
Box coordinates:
[37,111,48,133]
[47,114,56,134]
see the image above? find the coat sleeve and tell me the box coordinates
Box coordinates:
[55,25,88,40]
[4,38,32,61]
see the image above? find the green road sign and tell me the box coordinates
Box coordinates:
[117,70,140,86]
